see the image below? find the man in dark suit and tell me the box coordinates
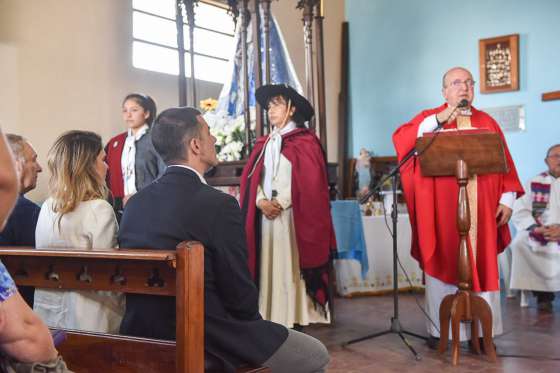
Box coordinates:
[118,107,329,372]
[0,134,43,307]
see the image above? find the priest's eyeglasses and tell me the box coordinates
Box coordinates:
[448,79,475,88]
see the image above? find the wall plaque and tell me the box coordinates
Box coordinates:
[482,105,525,132]
[479,34,519,93]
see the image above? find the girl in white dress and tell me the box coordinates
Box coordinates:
[34,130,124,333]
[241,85,335,328]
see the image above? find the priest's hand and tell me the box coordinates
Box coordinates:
[496,204,512,227]
[257,199,283,220]
[436,104,459,125]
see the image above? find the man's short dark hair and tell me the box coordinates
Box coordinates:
[151,107,201,164]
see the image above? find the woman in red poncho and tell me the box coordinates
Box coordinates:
[240,84,336,328]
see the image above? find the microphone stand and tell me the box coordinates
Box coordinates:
[343,145,426,360]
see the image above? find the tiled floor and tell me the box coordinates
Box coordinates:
[305,291,560,372]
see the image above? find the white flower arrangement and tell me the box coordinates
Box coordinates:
[201,98,255,162]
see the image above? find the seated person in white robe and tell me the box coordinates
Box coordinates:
[34,131,124,332]
[510,144,560,312]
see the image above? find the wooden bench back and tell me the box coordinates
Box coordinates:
[0,242,204,372]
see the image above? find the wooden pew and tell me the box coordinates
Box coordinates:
[0,242,269,373]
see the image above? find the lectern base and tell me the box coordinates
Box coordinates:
[438,290,497,365]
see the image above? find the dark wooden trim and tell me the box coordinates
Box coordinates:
[0,247,175,261]
[314,1,327,152]
[239,0,252,156]
[301,1,316,130]
[176,1,188,106]
[177,241,204,373]
[205,160,247,186]
[542,90,560,101]
[251,0,264,138]
[338,22,349,199]
[184,0,198,107]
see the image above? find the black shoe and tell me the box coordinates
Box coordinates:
[426,335,440,350]
[292,324,305,332]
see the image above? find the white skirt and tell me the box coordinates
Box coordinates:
[258,207,330,328]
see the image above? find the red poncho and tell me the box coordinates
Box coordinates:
[393,104,524,291]
[240,128,336,307]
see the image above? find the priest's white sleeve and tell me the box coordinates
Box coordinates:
[499,192,515,209]
[416,114,438,137]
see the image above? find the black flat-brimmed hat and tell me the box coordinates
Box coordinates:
[255,84,314,122]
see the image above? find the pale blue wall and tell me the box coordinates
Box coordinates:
[346,0,560,183]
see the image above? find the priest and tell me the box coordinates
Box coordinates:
[510,144,560,312]
[393,67,523,346]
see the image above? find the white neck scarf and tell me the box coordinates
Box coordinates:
[121,124,149,195]
[262,121,297,199]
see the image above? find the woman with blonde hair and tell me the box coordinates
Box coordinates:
[34,130,124,333]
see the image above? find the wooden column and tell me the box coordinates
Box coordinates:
[261,0,273,135]
[299,0,316,130]
[262,0,272,84]
[175,1,187,106]
[250,0,264,138]
[455,160,472,292]
[239,0,252,156]
[314,0,327,150]
[175,242,204,373]
[338,22,349,198]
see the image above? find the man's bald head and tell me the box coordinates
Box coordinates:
[442,67,473,88]
[441,67,475,107]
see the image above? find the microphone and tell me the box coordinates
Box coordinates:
[436,99,470,130]
[458,99,469,108]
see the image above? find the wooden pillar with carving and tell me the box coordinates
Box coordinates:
[239,0,252,156]
[437,160,497,365]
[250,0,264,138]
[261,0,272,85]
[261,0,273,135]
[314,0,327,151]
[175,1,187,106]
[184,0,197,107]
[298,0,316,130]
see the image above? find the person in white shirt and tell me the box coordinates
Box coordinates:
[34,130,124,333]
[510,144,560,312]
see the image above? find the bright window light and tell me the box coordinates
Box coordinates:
[132,0,176,19]
[133,12,178,48]
[132,1,235,85]
[133,41,179,76]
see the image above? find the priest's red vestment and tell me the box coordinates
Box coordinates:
[393,104,523,291]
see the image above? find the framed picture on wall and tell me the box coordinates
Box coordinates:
[479,34,519,93]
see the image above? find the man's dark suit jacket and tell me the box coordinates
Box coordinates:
[0,195,39,307]
[118,166,288,370]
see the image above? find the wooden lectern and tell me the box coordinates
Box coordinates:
[416,129,508,365]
